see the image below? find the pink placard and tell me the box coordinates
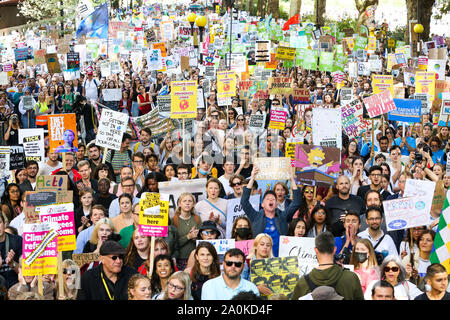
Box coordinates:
[138,225,168,237]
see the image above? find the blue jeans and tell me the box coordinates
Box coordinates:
[21,112,35,128]
[131,101,139,118]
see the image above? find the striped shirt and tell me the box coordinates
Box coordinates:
[105,150,132,182]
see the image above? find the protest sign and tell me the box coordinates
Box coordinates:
[217,70,236,101]
[157,95,171,118]
[275,46,296,60]
[33,49,46,65]
[96,108,129,151]
[22,222,58,276]
[312,108,342,148]
[372,75,393,95]
[250,256,299,298]
[248,113,266,134]
[269,107,287,130]
[279,236,318,277]
[363,90,396,118]
[319,51,334,72]
[268,77,292,95]
[38,203,76,252]
[139,193,169,237]
[170,81,197,119]
[48,114,78,153]
[147,49,163,71]
[22,96,35,110]
[158,179,206,216]
[197,239,235,255]
[235,240,255,258]
[340,88,353,105]
[383,196,431,231]
[72,253,99,268]
[415,71,436,102]
[292,88,310,104]
[18,128,45,167]
[294,144,340,177]
[388,99,421,123]
[10,145,25,170]
[0,147,9,178]
[0,72,8,86]
[225,195,260,239]
[66,52,80,70]
[254,157,291,180]
[45,53,61,74]
[102,88,122,101]
[255,40,270,62]
[35,175,68,191]
[14,47,33,61]
[427,59,446,81]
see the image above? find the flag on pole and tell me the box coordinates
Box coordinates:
[76,2,109,39]
[430,189,450,274]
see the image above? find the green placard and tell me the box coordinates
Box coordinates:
[319,51,334,72]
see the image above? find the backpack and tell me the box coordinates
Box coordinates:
[172,214,200,228]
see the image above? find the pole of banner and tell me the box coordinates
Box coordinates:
[57,251,64,299]
[148,236,155,279]
[102,148,108,164]
[371,119,375,155]
[38,275,44,297]
[182,119,185,163]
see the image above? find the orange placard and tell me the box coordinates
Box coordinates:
[265,53,277,69]
[48,113,78,153]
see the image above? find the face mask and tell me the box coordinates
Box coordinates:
[198,168,209,176]
[354,252,368,263]
[235,228,250,238]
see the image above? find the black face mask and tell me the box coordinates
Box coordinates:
[354,252,368,263]
[235,228,250,239]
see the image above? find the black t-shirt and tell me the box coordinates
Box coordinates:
[94,193,117,212]
[7,128,19,145]
[325,195,365,237]
[0,233,22,289]
[356,185,390,201]
[414,292,450,300]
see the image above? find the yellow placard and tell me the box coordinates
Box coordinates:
[367,36,377,51]
[275,46,296,61]
[386,53,396,73]
[416,71,436,102]
[371,75,393,95]
[170,81,197,119]
[217,70,237,99]
[388,38,395,48]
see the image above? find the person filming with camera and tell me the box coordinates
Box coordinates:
[4,113,20,145]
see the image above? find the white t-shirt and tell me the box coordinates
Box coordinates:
[84,78,99,102]
[39,160,62,176]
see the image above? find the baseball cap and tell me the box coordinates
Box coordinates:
[99,240,126,256]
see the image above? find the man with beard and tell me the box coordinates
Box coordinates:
[356,165,391,200]
[325,175,365,237]
[201,248,259,300]
[87,144,114,181]
[39,151,62,176]
[18,160,39,192]
[357,206,399,257]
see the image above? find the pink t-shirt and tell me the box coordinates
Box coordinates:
[355,267,380,293]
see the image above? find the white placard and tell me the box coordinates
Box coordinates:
[102,88,122,101]
[383,196,431,231]
[312,108,342,148]
[225,195,260,239]
[158,179,206,217]
[196,239,235,255]
[95,108,129,151]
[18,128,45,167]
[279,236,318,277]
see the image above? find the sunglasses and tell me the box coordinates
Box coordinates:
[231,182,242,187]
[384,266,399,273]
[201,230,216,236]
[110,254,125,261]
[304,190,314,194]
[237,118,244,121]
[224,261,243,268]
[63,269,76,275]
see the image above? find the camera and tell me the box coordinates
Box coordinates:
[414,152,423,162]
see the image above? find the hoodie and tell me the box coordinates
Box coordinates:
[291,265,364,300]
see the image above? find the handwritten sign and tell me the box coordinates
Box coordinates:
[225,195,260,239]
[341,99,371,139]
[72,253,99,268]
[196,239,235,255]
[279,236,318,277]
[383,196,431,231]
[254,157,291,180]
[268,77,292,95]
[363,90,396,118]
[96,108,129,151]
[35,175,68,191]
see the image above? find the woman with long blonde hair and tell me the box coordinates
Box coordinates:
[350,239,380,294]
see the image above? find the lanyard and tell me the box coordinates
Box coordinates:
[101,270,114,300]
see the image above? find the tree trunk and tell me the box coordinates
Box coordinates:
[354,0,379,30]
[289,0,302,18]
[315,0,326,26]
[405,0,435,42]
[268,0,280,19]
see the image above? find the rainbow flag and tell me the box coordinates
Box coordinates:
[430,189,450,273]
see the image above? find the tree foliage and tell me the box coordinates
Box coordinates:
[18,0,78,21]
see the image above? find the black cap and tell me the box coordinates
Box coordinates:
[99,240,126,256]
[198,220,221,237]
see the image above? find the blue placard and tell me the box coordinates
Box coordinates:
[388,99,421,123]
